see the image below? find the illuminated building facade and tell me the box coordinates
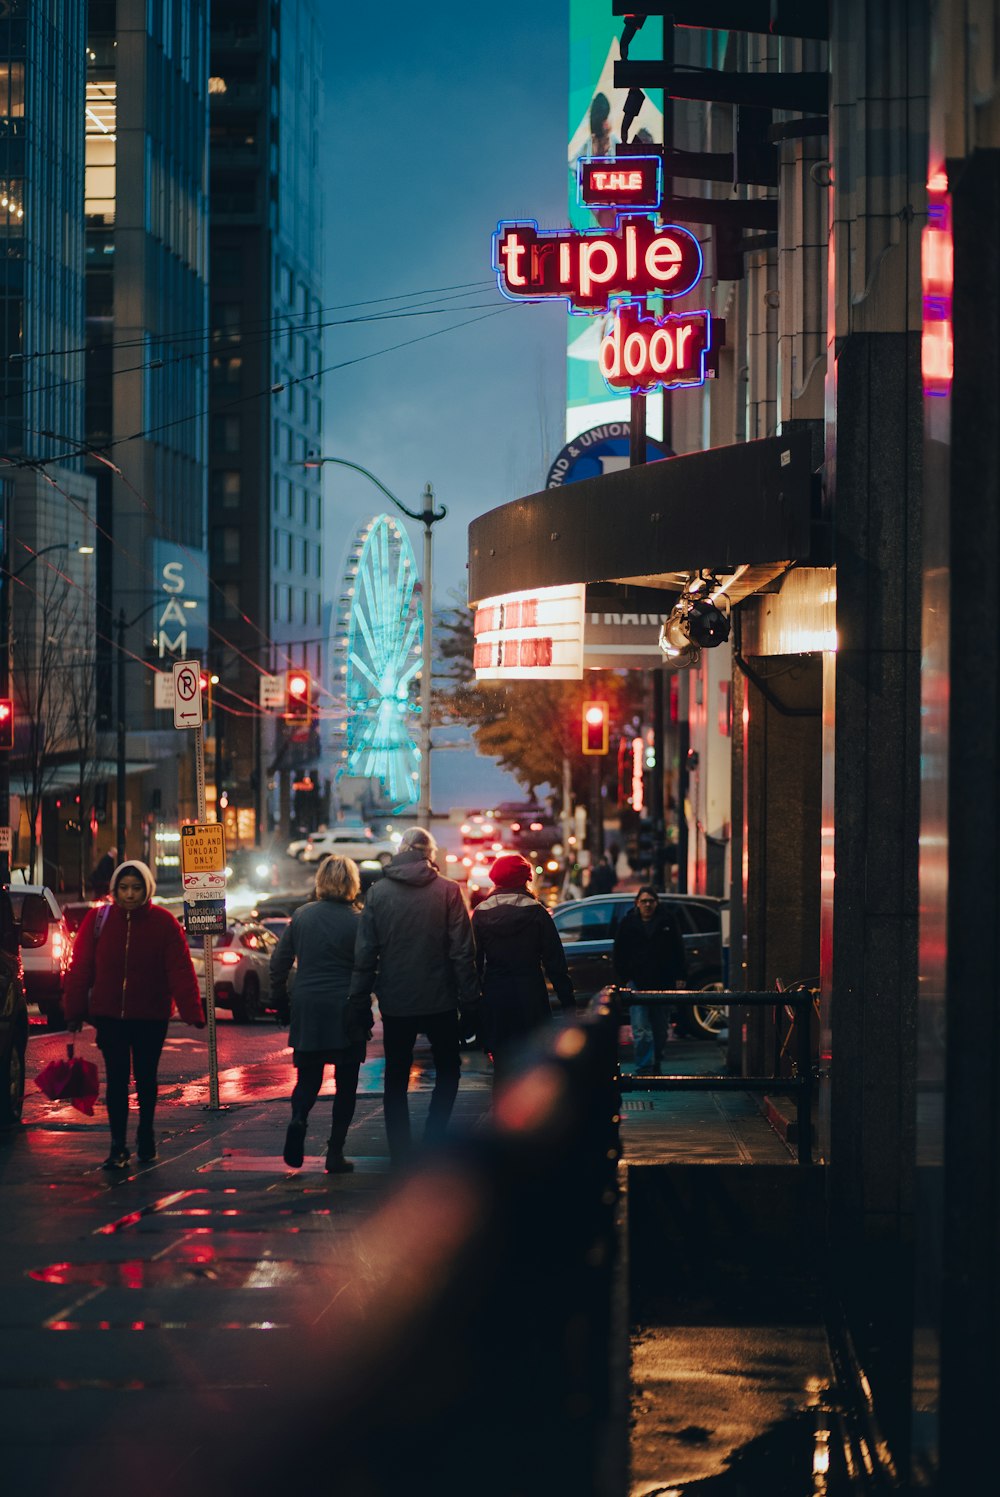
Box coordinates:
[208,0,324,844]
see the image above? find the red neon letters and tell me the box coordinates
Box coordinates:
[494,217,703,311]
[598,306,711,393]
[578,156,661,209]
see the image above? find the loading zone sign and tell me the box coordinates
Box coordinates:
[184,897,226,936]
[181,823,226,876]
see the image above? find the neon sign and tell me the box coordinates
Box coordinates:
[578,155,662,210]
[493,216,703,311]
[922,169,953,398]
[599,305,712,394]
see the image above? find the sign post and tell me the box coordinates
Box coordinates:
[173,659,226,1111]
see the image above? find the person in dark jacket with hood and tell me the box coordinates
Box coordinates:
[613,886,686,1074]
[270,854,366,1174]
[471,853,575,1081]
[64,860,204,1169]
[348,827,478,1165]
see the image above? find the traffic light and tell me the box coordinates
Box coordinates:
[0,699,12,751]
[198,671,213,719]
[582,700,609,755]
[285,668,311,721]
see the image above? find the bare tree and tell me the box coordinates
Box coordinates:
[11,570,97,887]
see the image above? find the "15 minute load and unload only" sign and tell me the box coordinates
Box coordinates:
[181,823,227,935]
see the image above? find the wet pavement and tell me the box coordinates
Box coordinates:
[3,1018,839,1496]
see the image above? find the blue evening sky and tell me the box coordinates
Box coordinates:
[323,2,570,604]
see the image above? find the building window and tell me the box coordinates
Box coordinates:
[0,63,25,119]
[212,527,240,566]
[210,354,243,386]
[211,415,241,453]
[222,583,240,619]
[212,470,241,509]
[85,80,116,224]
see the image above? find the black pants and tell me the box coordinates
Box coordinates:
[290,1054,362,1152]
[94,1018,169,1147]
[381,1010,461,1163]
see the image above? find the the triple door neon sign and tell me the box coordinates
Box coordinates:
[494,216,703,312]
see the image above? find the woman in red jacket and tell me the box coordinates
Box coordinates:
[64,861,204,1170]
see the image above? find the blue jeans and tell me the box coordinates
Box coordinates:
[630,1003,669,1069]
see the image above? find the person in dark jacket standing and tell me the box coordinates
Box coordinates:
[64,861,204,1169]
[613,886,686,1074]
[348,827,478,1165]
[270,854,366,1174]
[471,853,575,1082]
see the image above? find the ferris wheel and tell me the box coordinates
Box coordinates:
[333,514,423,806]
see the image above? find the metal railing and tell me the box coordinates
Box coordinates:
[615,987,816,1164]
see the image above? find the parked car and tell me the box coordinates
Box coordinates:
[61,900,103,935]
[7,885,72,1028]
[300,828,395,866]
[187,920,280,1023]
[550,892,727,1039]
[0,886,35,1126]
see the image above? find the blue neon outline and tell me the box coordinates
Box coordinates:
[576,155,663,210]
[492,217,704,315]
[598,306,714,396]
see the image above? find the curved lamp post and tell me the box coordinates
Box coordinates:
[0,541,94,882]
[301,457,446,830]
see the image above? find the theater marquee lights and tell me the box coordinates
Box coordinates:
[578,155,662,211]
[493,216,703,311]
[473,584,586,681]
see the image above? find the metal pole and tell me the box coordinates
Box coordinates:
[418,483,434,830]
[195,719,220,1111]
[116,608,126,864]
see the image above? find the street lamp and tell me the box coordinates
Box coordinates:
[0,541,94,883]
[300,457,446,830]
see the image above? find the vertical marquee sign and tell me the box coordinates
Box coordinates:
[493,155,718,397]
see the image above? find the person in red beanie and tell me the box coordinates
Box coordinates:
[471,852,576,1081]
[64,860,205,1170]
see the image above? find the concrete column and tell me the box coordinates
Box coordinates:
[824,0,928,1459]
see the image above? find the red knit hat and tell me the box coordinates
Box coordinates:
[489,853,533,889]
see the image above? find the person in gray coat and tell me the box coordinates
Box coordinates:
[271,854,366,1174]
[347,826,479,1165]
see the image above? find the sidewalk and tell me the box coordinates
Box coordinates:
[4,1029,823,1496]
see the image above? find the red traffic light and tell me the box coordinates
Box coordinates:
[0,698,12,751]
[285,668,312,720]
[198,672,213,718]
[582,700,609,756]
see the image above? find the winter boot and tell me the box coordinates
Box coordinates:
[102,1144,131,1171]
[283,1117,307,1169]
[136,1125,157,1163]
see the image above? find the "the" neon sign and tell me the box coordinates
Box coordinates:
[493,216,703,312]
[599,305,712,394]
[578,155,662,210]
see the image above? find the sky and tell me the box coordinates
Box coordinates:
[322,2,570,605]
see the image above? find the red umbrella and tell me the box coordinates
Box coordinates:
[36,1042,100,1116]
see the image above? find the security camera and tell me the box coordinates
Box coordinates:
[659,583,731,658]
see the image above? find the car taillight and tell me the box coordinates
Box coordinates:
[217,950,241,966]
[52,931,65,959]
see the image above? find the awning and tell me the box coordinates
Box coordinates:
[468,432,814,603]
[11,759,156,796]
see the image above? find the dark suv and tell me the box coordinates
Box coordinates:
[0,886,39,1127]
[551,892,727,1039]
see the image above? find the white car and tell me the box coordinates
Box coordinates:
[187,920,281,1024]
[8,885,72,1027]
[300,828,395,865]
